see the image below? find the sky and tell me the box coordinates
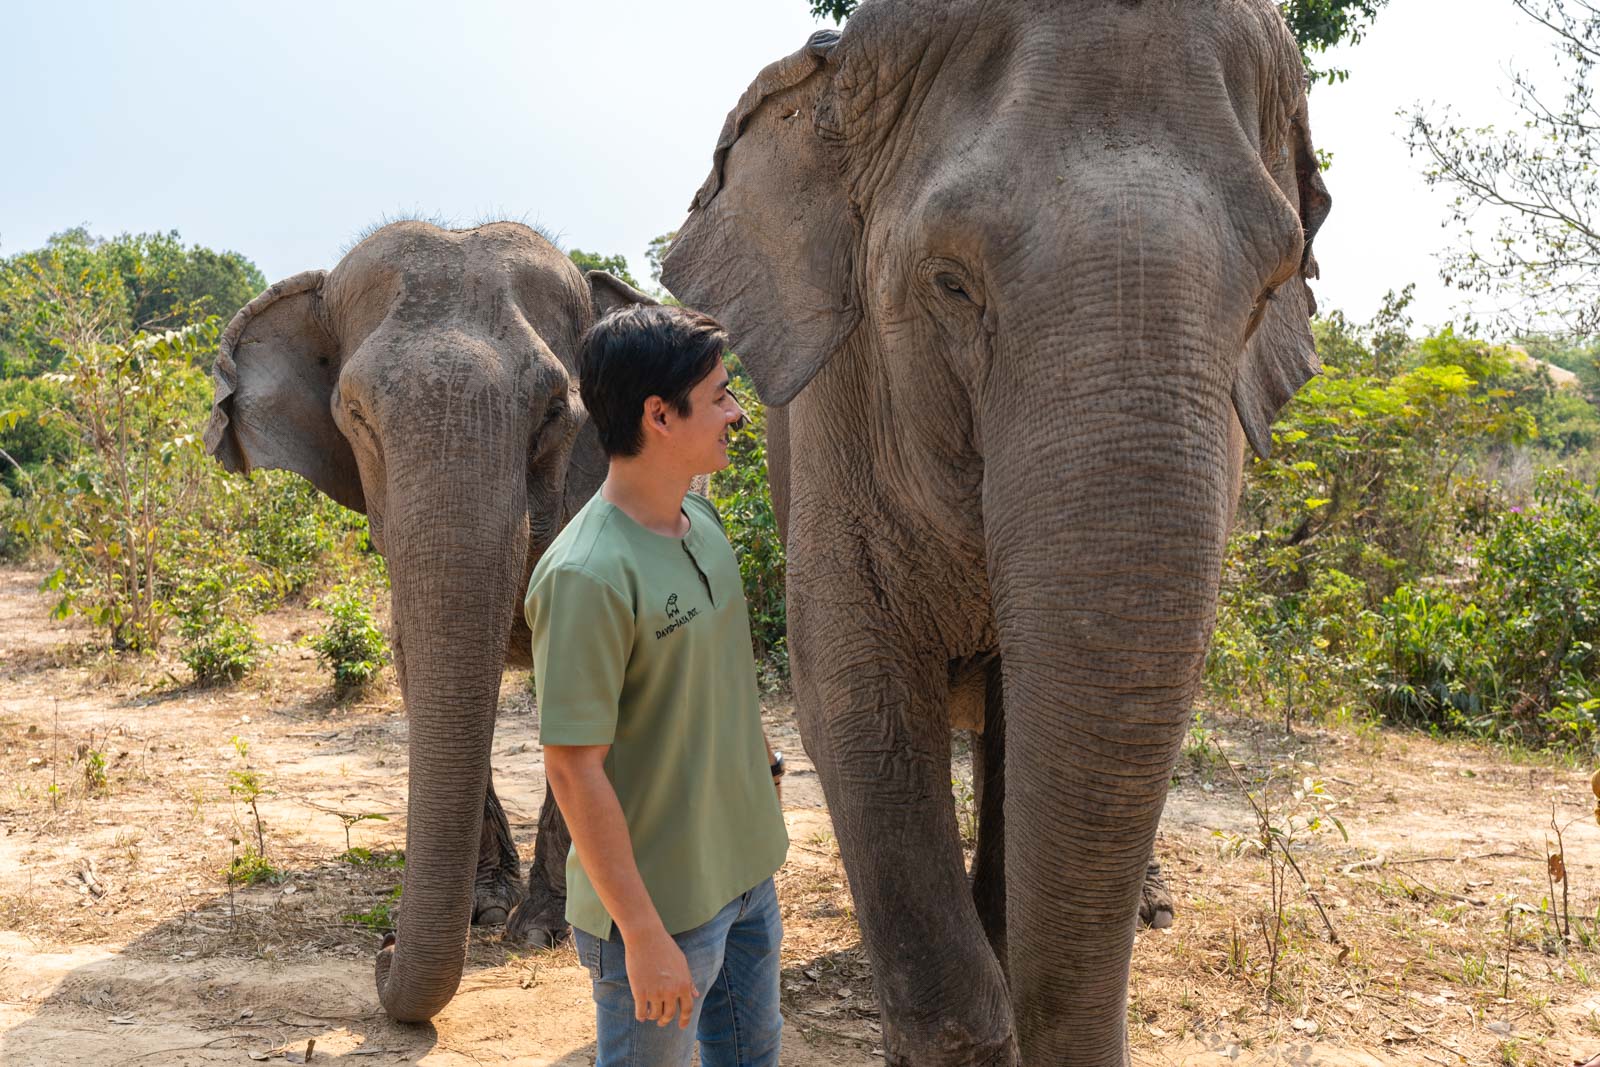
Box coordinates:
[0,0,1569,335]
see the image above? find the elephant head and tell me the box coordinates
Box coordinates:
[205,221,650,1021]
[664,1,1328,1061]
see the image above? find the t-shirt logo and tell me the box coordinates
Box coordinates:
[656,592,700,640]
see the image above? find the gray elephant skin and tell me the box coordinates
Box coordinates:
[204,221,652,1022]
[663,1,1331,1064]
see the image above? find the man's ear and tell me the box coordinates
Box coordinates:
[204,270,365,512]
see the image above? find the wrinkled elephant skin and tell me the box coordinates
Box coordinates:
[205,222,652,1021]
[664,2,1330,1063]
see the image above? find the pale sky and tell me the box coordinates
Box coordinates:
[0,0,1567,335]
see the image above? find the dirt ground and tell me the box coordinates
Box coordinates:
[2,563,1599,1066]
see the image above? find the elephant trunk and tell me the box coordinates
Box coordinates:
[983,331,1237,1062]
[374,467,528,1023]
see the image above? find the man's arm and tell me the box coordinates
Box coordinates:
[544,744,698,1029]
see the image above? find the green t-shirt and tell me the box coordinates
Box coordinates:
[525,490,788,938]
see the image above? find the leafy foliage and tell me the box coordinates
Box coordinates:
[31,320,221,650]
[0,227,264,378]
[309,583,391,696]
[1213,293,1600,751]
[710,361,788,679]
[181,618,263,686]
[568,248,640,290]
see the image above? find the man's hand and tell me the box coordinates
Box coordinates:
[625,925,699,1028]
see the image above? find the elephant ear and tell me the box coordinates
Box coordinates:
[661,29,857,406]
[203,270,366,512]
[1232,92,1332,460]
[586,270,658,319]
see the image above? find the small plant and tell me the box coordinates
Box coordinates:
[226,734,272,861]
[80,746,108,795]
[181,617,262,685]
[1211,744,1346,1006]
[308,583,390,696]
[225,845,282,887]
[346,884,402,931]
[332,809,399,865]
[342,847,405,868]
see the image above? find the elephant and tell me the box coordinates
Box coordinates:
[204,220,655,1021]
[661,0,1330,1063]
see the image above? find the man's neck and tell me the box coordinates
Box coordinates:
[601,457,694,538]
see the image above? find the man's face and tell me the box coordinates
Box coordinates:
[673,359,747,475]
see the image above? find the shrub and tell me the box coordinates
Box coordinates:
[710,361,787,676]
[237,473,356,599]
[181,618,263,685]
[224,847,282,887]
[1368,585,1499,728]
[31,320,220,650]
[309,584,390,695]
[0,482,37,562]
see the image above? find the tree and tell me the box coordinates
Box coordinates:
[807,0,1387,83]
[1409,1,1600,334]
[568,248,640,289]
[0,228,266,377]
[645,231,677,289]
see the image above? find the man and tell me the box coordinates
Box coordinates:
[525,304,788,1066]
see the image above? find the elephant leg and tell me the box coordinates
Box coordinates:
[794,619,1017,1067]
[472,777,526,926]
[969,659,1007,975]
[1139,858,1175,930]
[505,784,571,947]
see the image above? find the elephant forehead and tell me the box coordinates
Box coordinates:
[325,222,588,366]
[831,0,1299,196]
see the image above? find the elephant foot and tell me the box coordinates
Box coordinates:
[472,863,527,927]
[505,886,570,948]
[885,1037,1019,1067]
[1139,859,1175,930]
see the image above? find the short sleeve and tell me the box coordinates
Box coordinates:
[525,564,634,746]
[686,492,728,535]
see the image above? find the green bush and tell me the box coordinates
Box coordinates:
[309,584,390,695]
[0,377,75,492]
[181,617,263,685]
[1334,472,1600,748]
[1206,298,1600,752]
[1368,585,1498,728]
[236,474,359,600]
[0,482,36,562]
[710,361,787,677]
[29,320,220,650]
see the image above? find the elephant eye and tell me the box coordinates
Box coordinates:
[539,395,568,428]
[937,274,972,302]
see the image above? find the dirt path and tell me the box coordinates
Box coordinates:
[1,564,1598,1065]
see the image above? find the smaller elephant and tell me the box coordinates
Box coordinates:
[205,220,652,1021]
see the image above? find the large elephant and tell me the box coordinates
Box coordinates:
[204,221,652,1021]
[662,1,1330,1063]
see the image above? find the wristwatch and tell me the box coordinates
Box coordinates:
[770,751,785,779]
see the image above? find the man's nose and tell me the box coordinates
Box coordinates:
[730,400,748,431]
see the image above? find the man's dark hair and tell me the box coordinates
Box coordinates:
[578,304,728,458]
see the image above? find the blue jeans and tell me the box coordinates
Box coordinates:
[573,877,783,1067]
